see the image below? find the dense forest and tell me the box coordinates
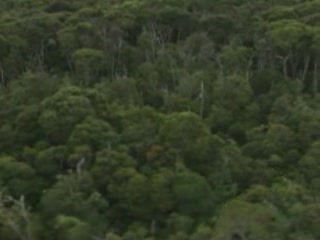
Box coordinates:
[0,0,319,239]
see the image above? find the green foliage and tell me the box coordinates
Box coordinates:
[69,117,118,151]
[40,172,108,230]
[0,35,10,60]
[159,112,210,153]
[267,19,311,50]
[72,48,105,85]
[55,215,91,240]
[119,106,163,154]
[172,170,214,218]
[213,199,283,240]
[39,86,94,143]
[149,168,175,215]
[298,141,320,191]
[35,145,68,180]
[0,0,319,239]
[0,156,39,200]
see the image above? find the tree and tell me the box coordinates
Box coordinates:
[107,167,151,220]
[91,149,136,194]
[0,35,10,85]
[298,141,320,192]
[119,106,163,160]
[311,26,320,95]
[34,146,68,183]
[149,168,175,217]
[166,213,194,235]
[266,19,312,81]
[39,86,94,143]
[15,105,42,146]
[54,215,91,240]
[68,117,119,152]
[0,194,35,240]
[184,134,225,176]
[72,48,105,85]
[159,112,210,154]
[242,179,319,239]
[213,199,283,240]
[0,156,39,201]
[40,172,108,231]
[190,225,213,240]
[171,170,214,218]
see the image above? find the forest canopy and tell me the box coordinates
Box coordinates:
[0,0,319,239]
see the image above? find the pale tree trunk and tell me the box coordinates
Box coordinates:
[143,27,157,61]
[150,219,156,236]
[150,22,170,49]
[301,54,311,84]
[199,79,205,119]
[313,58,319,96]
[33,40,45,72]
[111,54,115,80]
[67,57,74,75]
[290,54,299,79]
[117,38,123,77]
[0,63,4,86]
[0,194,33,240]
[215,56,224,82]
[76,157,86,177]
[246,54,254,82]
[283,55,289,79]
[276,55,289,79]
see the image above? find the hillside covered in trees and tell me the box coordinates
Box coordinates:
[0,0,319,239]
